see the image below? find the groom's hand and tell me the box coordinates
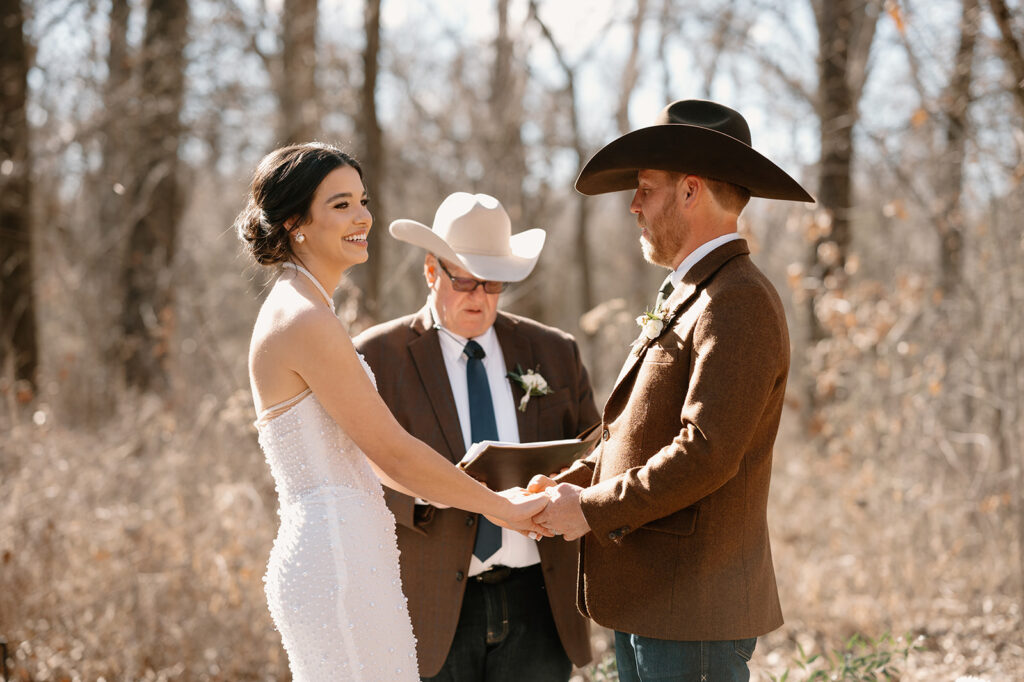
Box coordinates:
[526,474,556,494]
[533,483,590,541]
[488,487,554,539]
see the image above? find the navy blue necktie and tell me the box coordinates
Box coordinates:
[464,339,502,561]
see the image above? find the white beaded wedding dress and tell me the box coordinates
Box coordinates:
[255,265,418,681]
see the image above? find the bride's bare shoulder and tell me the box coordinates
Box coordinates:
[251,283,350,354]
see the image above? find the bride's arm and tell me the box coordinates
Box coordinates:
[365,461,419,498]
[366,461,455,510]
[284,309,545,529]
[364,460,448,508]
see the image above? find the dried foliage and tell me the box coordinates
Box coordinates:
[1,391,287,680]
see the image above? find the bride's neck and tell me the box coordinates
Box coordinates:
[292,257,342,293]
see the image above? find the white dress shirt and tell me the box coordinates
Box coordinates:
[428,305,542,576]
[668,232,743,290]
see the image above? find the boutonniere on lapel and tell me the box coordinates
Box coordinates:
[633,305,671,356]
[506,364,553,412]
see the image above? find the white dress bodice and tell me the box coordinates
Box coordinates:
[257,375,383,507]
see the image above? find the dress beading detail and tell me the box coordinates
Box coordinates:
[256,356,418,680]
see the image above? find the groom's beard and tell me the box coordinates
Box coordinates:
[639,209,688,268]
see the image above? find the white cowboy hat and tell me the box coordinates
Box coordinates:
[389,192,546,282]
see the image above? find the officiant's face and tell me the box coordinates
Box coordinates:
[426,254,501,339]
[631,169,688,268]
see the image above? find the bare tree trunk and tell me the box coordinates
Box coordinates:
[279,0,318,143]
[802,0,880,418]
[0,0,37,394]
[97,0,132,374]
[806,0,881,334]
[938,0,980,296]
[617,0,647,134]
[810,0,855,337]
[485,0,527,218]
[120,0,188,392]
[102,0,132,190]
[700,1,737,99]
[986,0,1024,116]
[482,0,544,320]
[355,0,384,320]
[528,1,593,326]
[656,0,676,104]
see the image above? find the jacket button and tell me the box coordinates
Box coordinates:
[602,428,610,441]
[456,571,464,582]
[465,516,475,526]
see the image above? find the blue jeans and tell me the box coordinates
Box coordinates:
[614,631,757,682]
[423,564,571,682]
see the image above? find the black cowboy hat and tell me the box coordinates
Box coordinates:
[575,99,814,202]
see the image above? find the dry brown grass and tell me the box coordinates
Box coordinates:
[1,389,290,680]
[3,328,1021,681]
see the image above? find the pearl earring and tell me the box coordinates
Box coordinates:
[295,233,306,244]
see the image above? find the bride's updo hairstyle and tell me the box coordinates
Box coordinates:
[236,142,363,265]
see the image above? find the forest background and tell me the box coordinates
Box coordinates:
[1,0,1023,679]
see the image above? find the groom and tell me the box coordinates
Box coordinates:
[530,100,815,681]
[355,192,597,681]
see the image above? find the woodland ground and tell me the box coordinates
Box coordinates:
[2,391,1020,681]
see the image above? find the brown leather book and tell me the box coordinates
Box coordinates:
[459,422,602,491]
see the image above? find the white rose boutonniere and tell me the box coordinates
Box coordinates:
[636,308,667,340]
[507,364,554,412]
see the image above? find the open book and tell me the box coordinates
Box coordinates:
[458,422,602,491]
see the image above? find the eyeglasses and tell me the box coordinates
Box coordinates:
[437,260,506,294]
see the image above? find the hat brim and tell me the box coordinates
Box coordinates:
[575,124,814,202]
[389,220,546,282]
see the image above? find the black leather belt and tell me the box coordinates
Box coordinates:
[471,564,536,584]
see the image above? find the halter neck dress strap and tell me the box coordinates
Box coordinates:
[281,262,333,307]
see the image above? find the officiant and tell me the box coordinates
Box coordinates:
[354,192,598,681]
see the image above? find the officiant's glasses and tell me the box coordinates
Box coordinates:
[438,261,506,294]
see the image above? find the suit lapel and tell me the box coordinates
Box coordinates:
[407,306,467,462]
[608,239,751,403]
[610,279,701,389]
[494,314,539,442]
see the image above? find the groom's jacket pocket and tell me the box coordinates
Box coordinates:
[642,346,679,364]
[640,505,699,536]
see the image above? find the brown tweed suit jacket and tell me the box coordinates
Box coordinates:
[354,306,598,676]
[558,238,788,641]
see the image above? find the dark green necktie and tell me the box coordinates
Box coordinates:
[654,274,675,310]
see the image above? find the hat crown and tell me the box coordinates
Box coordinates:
[656,100,751,147]
[432,192,511,257]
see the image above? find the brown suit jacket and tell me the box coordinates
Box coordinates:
[558,239,788,641]
[355,306,598,676]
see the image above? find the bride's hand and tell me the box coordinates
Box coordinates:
[485,488,552,538]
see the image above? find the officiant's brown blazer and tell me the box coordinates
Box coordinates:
[355,306,598,676]
[558,238,788,641]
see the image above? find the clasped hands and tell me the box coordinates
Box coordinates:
[486,475,591,541]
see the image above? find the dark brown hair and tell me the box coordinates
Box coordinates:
[235,143,363,265]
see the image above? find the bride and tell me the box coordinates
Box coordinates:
[235,143,548,681]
